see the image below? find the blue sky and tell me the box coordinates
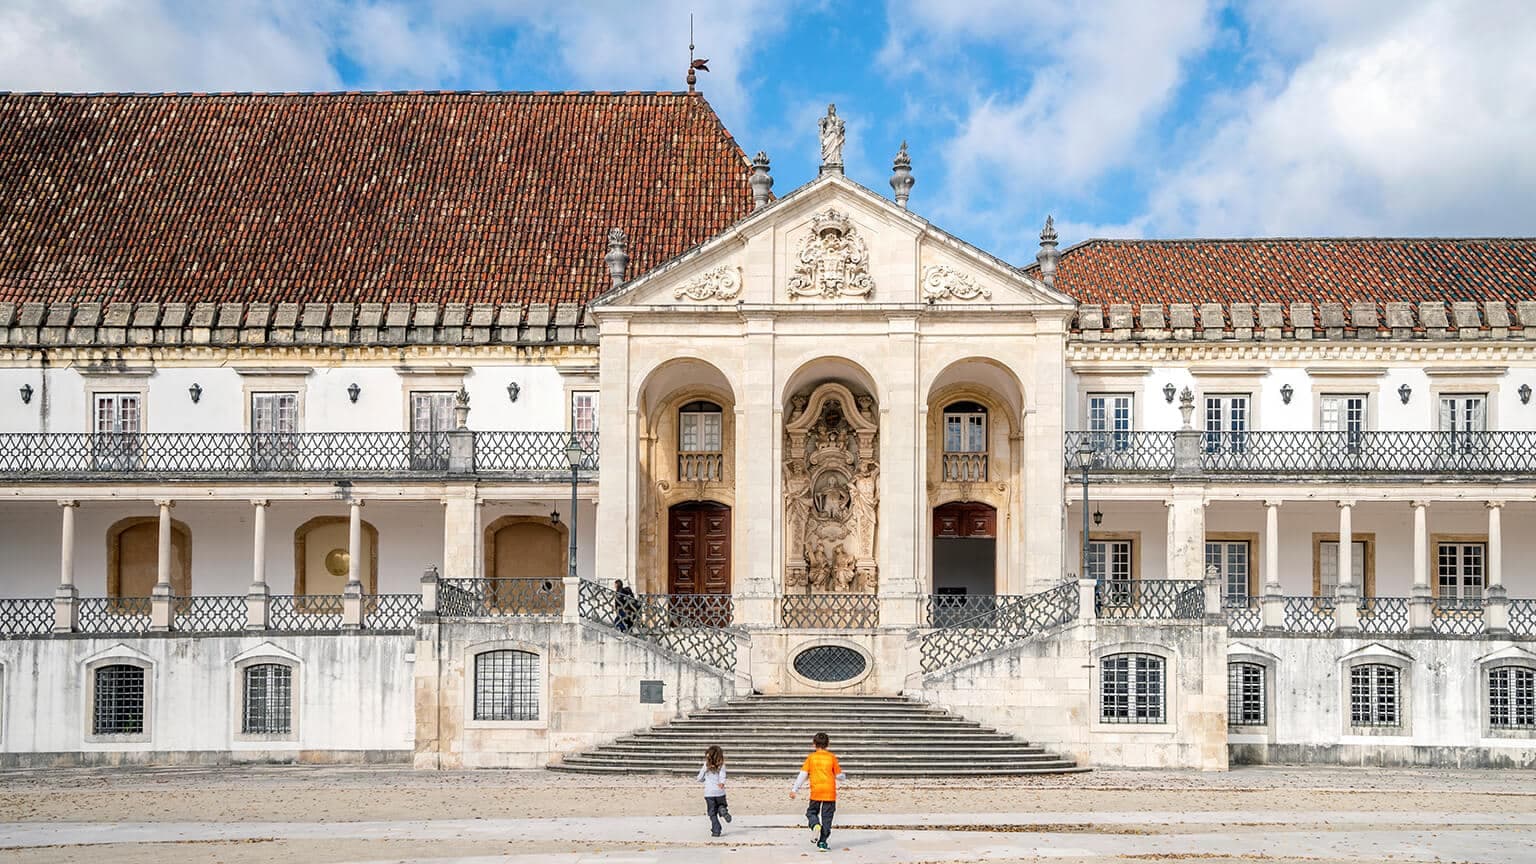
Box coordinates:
[2,0,1534,263]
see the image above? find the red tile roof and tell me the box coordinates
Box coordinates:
[1037,238,1536,307]
[0,91,754,306]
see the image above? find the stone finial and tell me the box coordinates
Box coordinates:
[1035,215,1060,286]
[453,387,470,430]
[890,141,914,209]
[1178,387,1195,429]
[749,151,773,210]
[604,228,629,287]
[818,104,845,175]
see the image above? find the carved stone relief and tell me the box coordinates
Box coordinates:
[787,209,874,300]
[783,383,879,593]
[921,264,991,302]
[674,265,742,302]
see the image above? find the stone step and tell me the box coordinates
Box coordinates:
[659,721,986,732]
[554,757,1084,774]
[550,762,1092,777]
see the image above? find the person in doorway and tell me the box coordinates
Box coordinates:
[790,731,844,851]
[613,579,637,632]
[696,745,732,837]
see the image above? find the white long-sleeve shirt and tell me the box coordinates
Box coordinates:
[697,764,727,797]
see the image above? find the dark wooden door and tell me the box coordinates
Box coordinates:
[933,502,996,538]
[668,502,732,595]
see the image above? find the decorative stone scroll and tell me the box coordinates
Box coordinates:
[787,209,874,300]
[783,383,879,594]
[673,265,742,302]
[921,264,990,302]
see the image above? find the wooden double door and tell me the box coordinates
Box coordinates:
[667,502,732,596]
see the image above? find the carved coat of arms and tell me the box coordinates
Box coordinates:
[787,209,874,300]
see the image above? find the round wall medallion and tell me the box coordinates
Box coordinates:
[793,645,867,683]
[324,548,350,577]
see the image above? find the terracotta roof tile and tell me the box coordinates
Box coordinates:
[0,91,754,306]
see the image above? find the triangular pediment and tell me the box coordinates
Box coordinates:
[593,174,1074,312]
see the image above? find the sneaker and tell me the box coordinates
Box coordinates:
[810,823,821,841]
[721,808,732,823]
[817,840,830,851]
[711,831,721,838]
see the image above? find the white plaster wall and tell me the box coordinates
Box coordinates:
[0,633,414,763]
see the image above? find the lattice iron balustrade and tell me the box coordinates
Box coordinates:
[475,431,599,473]
[1095,580,1204,620]
[577,581,736,672]
[0,598,54,636]
[1062,431,1177,474]
[268,594,345,631]
[794,645,868,682]
[1512,600,1536,637]
[1357,597,1411,635]
[363,594,423,629]
[77,597,152,634]
[920,581,1079,673]
[780,594,880,629]
[1283,596,1335,633]
[170,595,247,632]
[927,594,1006,628]
[438,578,564,617]
[1433,598,1487,636]
[1225,598,1262,634]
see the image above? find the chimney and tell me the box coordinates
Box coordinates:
[749,151,773,210]
[1035,215,1060,286]
[605,228,629,287]
[889,141,914,209]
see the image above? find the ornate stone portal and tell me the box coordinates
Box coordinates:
[783,383,879,593]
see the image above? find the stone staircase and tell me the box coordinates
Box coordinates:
[552,694,1087,776]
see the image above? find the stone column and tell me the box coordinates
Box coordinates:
[247,500,270,630]
[1165,489,1207,582]
[879,314,921,626]
[150,499,175,631]
[1409,501,1433,632]
[441,488,480,581]
[343,499,365,629]
[53,500,79,633]
[738,313,777,627]
[1334,501,1359,632]
[1486,501,1509,634]
[1260,500,1284,630]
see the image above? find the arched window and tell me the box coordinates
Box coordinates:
[474,649,540,721]
[1350,664,1399,727]
[93,663,147,736]
[242,663,294,735]
[941,401,988,481]
[1101,653,1164,723]
[1227,662,1267,726]
[1488,665,1536,729]
[678,400,724,481]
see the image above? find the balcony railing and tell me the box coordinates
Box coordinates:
[920,582,1079,673]
[780,594,880,629]
[677,452,724,483]
[577,581,736,671]
[1066,430,1536,479]
[0,431,597,480]
[1096,580,1205,620]
[941,453,988,482]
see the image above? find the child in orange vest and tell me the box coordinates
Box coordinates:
[789,731,845,851]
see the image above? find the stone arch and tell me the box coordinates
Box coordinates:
[293,516,379,595]
[483,515,568,581]
[780,355,881,410]
[106,516,192,598]
[926,356,1026,420]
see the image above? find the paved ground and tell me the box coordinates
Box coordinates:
[1,765,1533,862]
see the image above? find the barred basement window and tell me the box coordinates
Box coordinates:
[93,664,146,735]
[474,649,539,721]
[243,664,293,735]
[1228,662,1266,726]
[1101,653,1165,723]
[1489,666,1536,729]
[1350,664,1399,727]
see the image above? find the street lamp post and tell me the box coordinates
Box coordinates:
[1076,439,1096,597]
[564,438,584,583]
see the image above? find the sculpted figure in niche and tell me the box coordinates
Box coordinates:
[783,460,812,563]
[849,461,879,557]
[813,473,851,522]
[807,545,833,592]
[833,546,857,592]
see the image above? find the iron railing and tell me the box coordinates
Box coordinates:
[927,594,1010,628]
[1512,599,1536,637]
[438,578,564,616]
[941,453,988,482]
[577,581,736,671]
[0,431,597,479]
[0,598,54,636]
[362,593,422,629]
[268,594,345,631]
[1063,431,1178,474]
[170,595,248,632]
[920,582,1079,673]
[1433,598,1486,636]
[1358,597,1411,635]
[77,596,152,634]
[1283,596,1335,633]
[1225,597,1262,634]
[1096,580,1205,620]
[781,594,880,629]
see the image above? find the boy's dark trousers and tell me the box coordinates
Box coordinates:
[706,795,729,835]
[805,799,836,843]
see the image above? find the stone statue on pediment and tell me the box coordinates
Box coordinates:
[818,104,844,174]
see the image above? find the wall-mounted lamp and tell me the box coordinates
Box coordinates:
[1398,383,1412,405]
[549,509,561,525]
[19,384,33,405]
[1163,382,1177,404]
[1280,383,1294,405]
[507,381,521,403]
[1522,384,1532,405]
[347,382,361,403]
[188,382,202,404]
[1093,508,1103,527]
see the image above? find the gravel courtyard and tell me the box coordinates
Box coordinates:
[1,764,1533,863]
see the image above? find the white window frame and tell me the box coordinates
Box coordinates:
[1436,541,1486,602]
[678,401,724,453]
[1339,649,1412,737]
[1348,663,1400,729]
[1203,393,1249,453]
[1207,539,1253,606]
[234,658,299,742]
[1098,652,1166,725]
[942,403,988,454]
[1087,538,1134,605]
[1319,393,1367,453]
[1481,658,1536,739]
[1086,393,1133,452]
[1317,538,1370,597]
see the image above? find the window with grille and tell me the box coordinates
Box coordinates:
[1086,394,1132,451]
[679,401,723,452]
[474,649,540,721]
[1228,662,1266,726]
[1207,540,1252,606]
[1437,542,1485,602]
[1350,664,1400,727]
[93,664,146,735]
[1203,394,1248,452]
[1489,666,1536,729]
[1087,539,1133,605]
[942,402,988,453]
[242,664,293,735]
[1101,653,1165,723]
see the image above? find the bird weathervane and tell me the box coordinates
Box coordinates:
[687,13,709,93]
